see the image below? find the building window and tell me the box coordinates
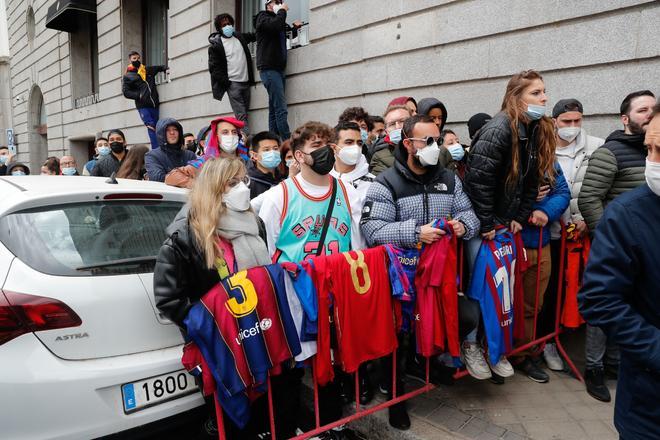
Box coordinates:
[70,13,100,107]
[26,7,36,48]
[143,0,168,83]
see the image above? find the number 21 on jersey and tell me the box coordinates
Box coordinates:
[493,259,516,314]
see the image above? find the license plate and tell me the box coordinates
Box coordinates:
[121,370,198,414]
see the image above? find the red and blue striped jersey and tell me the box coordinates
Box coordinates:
[183,264,301,428]
[467,231,518,365]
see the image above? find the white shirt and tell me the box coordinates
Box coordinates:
[221,36,249,82]
[258,174,365,258]
[329,154,375,212]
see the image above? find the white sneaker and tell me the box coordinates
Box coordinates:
[543,343,564,371]
[489,356,514,377]
[460,341,492,380]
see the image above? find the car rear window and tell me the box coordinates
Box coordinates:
[0,200,184,276]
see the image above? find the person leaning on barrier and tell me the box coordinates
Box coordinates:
[578,100,660,440]
[360,114,480,431]
[145,118,197,183]
[463,69,558,383]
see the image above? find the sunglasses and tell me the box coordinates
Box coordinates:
[406,136,443,147]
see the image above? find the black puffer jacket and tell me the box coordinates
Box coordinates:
[145,118,197,182]
[247,160,283,199]
[464,112,541,233]
[254,9,296,71]
[122,64,167,109]
[154,207,267,328]
[208,31,256,101]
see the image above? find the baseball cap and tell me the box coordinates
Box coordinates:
[467,113,492,139]
[552,99,584,118]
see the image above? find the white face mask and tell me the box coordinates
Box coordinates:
[415,142,441,167]
[337,145,360,166]
[220,135,239,153]
[645,159,660,196]
[223,181,251,211]
[273,4,283,13]
[557,126,580,142]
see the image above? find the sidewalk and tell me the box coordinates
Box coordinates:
[348,330,618,439]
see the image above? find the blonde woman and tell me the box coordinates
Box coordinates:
[154,157,271,438]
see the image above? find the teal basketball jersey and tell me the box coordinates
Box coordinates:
[274,176,353,263]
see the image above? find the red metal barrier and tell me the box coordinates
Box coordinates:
[213,225,584,439]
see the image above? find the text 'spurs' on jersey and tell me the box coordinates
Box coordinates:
[183,264,301,428]
[467,230,525,365]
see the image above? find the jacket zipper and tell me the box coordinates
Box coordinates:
[145,81,156,107]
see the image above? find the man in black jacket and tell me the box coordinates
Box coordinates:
[255,0,301,140]
[122,51,168,150]
[145,118,197,183]
[247,131,284,199]
[209,14,256,133]
[91,129,128,177]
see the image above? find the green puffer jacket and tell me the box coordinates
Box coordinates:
[577,130,647,232]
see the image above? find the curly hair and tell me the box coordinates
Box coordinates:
[291,121,335,152]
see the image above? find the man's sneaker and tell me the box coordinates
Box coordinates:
[584,368,611,402]
[489,372,505,385]
[515,357,549,383]
[460,341,492,380]
[543,343,564,371]
[389,402,411,430]
[489,356,514,377]
[406,354,456,386]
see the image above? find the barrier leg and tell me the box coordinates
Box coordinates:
[531,227,544,345]
[313,367,320,429]
[553,228,584,382]
[355,369,361,412]
[267,375,277,440]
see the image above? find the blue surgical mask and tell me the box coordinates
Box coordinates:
[62,167,77,176]
[360,129,369,145]
[446,143,465,161]
[0,155,8,165]
[222,25,234,38]
[11,170,25,176]
[285,159,294,168]
[259,150,282,169]
[389,128,402,144]
[98,146,111,156]
[525,104,546,121]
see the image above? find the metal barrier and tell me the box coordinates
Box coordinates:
[213,226,584,439]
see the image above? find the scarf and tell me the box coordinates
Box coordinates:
[216,209,271,271]
[127,63,147,82]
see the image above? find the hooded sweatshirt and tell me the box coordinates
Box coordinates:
[145,118,197,182]
[6,162,30,175]
[330,153,375,208]
[417,98,449,132]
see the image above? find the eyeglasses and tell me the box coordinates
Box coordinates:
[228,176,250,188]
[406,136,442,147]
[385,118,407,129]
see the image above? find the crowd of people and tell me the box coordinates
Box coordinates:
[2,2,657,439]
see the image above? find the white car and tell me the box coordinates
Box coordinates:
[0,176,205,439]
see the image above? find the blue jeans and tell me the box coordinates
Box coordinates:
[138,107,159,149]
[259,69,290,139]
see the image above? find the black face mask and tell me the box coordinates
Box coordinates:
[307,145,335,175]
[110,142,125,154]
[131,60,141,69]
[185,141,198,153]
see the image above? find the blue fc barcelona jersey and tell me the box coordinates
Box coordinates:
[184,264,301,428]
[467,231,518,365]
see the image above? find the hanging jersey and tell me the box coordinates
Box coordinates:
[562,233,590,328]
[467,231,519,365]
[312,246,398,385]
[414,219,460,357]
[281,263,318,362]
[274,176,352,263]
[183,264,301,428]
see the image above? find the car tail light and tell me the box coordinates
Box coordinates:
[0,291,82,346]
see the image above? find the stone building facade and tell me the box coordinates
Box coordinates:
[5,0,659,171]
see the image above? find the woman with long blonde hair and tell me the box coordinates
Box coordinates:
[462,70,557,383]
[153,157,270,437]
